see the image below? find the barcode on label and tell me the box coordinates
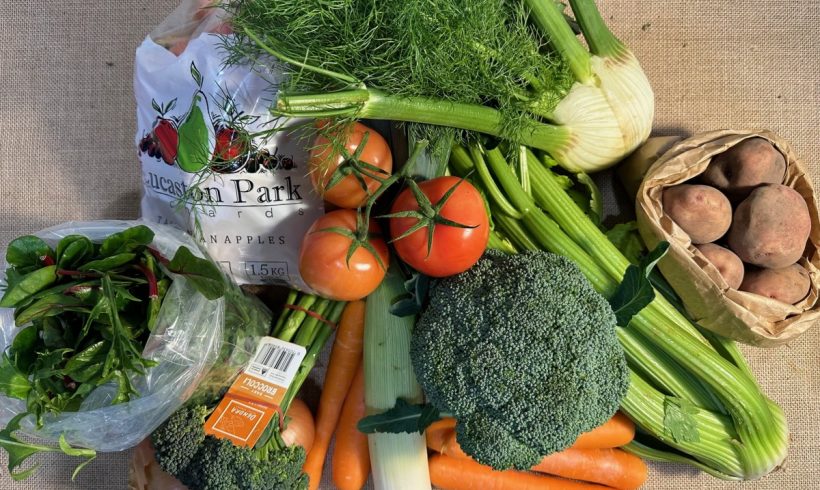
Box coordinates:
[254,344,297,373]
[245,337,306,387]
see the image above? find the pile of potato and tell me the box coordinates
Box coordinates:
[662,138,812,305]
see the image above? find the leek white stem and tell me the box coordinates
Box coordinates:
[364,267,431,490]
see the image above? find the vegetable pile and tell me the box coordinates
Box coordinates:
[447,141,789,480]
[2,1,805,489]
[0,224,243,479]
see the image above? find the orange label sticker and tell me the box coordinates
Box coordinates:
[204,337,306,448]
[204,397,275,447]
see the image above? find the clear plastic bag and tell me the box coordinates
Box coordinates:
[0,220,270,452]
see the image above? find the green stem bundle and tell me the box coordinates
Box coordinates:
[258,293,346,455]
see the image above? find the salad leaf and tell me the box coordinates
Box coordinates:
[6,236,53,270]
[167,246,226,300]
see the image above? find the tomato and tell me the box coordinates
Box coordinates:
[299,209,389,301]
[389,176,489,277]
[308,122,393,209]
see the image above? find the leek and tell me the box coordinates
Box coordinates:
[227,0,653,172]
[364,267,431,490]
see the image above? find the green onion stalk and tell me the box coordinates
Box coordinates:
[226,0,652,173]
[452,142,788,480]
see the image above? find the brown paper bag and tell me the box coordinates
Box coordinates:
[635,129,820,346]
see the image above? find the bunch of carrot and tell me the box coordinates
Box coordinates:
[426,413,648,490]
[303,301,371,490]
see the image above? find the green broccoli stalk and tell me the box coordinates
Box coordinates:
[359,250,629,471]
[151,291,346,490]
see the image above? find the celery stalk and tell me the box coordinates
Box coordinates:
[364,267,431,490]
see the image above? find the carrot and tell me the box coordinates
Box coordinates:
[425,417,457,452]
[438,432,647,490]
[332,363,370,490]
[570,413,635,450]
[428,412,632,455]
[428,454,615,490]
[532,448,648,490]
[303,300,366,490]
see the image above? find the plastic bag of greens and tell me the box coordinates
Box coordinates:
[0,220,271,478]
[135,0,324,290]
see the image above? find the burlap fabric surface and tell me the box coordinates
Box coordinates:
[1,0,818,488]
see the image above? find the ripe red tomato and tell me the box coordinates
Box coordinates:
[389,176,489,277]
[299,209,389,301]
[308,122,392,209]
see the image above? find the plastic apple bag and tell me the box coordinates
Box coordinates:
[0,220,271,478]
[135,0,324,290]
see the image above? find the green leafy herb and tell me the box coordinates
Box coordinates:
[78,253,137,272]
[167,246,226,300]
[0,266,59,308]
[0,225,230,479]
[357,399,444,434]
[14,294,86,326]
[608,241,669,326]
[98,225,154,257]
[6,236,53,270]
[0,355,32,400]
[605,222,645,265]
[10,326,38,367]
[55,236,93,269]
[0,414,95,481]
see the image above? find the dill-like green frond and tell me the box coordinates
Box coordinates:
[224,0,574,145]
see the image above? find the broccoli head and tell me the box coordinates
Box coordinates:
[411,250,629,470]
[152,403,308,490]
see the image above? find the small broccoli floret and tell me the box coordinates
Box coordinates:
[237,445,309,490]
[412,250,629,470]
[151,404,209,475]
[183,437,244,490]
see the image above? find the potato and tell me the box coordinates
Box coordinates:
[701,138,786,200]
[695,243,744,289]
[727,184,811,268]
[662,184,732,244]
[740,263,811,305]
